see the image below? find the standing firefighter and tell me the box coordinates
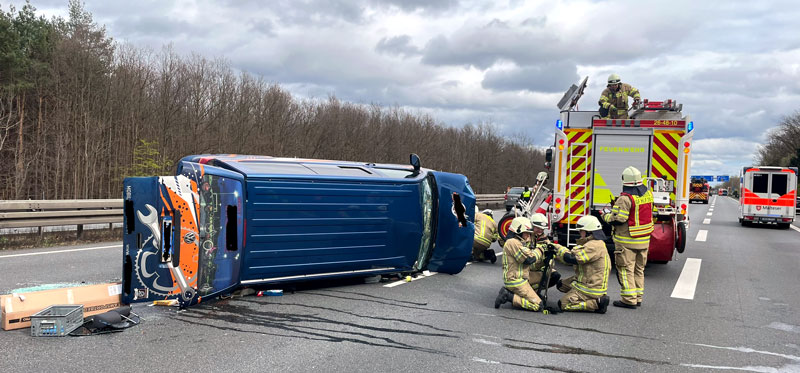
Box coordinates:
[520,186,532,203]
[473,208,498,263]
[598,74,640,119]
[603,166,654,309]
[494,217,548,312]
[551,215,611,313]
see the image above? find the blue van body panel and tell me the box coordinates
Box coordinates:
[427,171,476,274]
[122,155,474,305]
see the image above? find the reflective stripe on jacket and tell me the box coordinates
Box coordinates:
[502,237,543,288]
[602,188,654,249]
[474,212,497,248]
[598,83,640,118]
[554,239,610,297]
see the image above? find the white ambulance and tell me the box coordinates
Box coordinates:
[739,166,797,228]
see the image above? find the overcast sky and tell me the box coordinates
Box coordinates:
[13,0,800,180]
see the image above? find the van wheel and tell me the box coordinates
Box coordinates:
[778,223,790,229]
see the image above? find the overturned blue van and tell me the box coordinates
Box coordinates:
[122,154,475,306]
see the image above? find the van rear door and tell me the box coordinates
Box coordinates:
[423,171,475,274]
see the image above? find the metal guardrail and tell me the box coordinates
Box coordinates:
[0,195,505,234]
[0,199,123,237]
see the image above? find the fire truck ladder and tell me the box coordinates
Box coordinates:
[566,142,590,246]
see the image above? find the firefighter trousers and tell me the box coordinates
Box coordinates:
[472,241,490,259]
[560,289,600,312]
[615,244,647,305]
[508,283,541,311]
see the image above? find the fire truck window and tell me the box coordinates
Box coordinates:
[771,174,788,195]
[752,174,768,193]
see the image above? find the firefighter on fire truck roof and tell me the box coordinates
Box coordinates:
[599,74,640,119]
[602,166,654,309]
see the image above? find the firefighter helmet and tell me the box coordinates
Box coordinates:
[607,73,621,86]
[576,215,602,232]
[482,209,494,216]
[509,217,534,235]
[530,213,548,229]
[621,166,644,186]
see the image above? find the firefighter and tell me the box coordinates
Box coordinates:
[529,213,561,291]
[603,166,654,309]
[494,216,547,311]
[472,207,498,263]
[550,215,611,313]
[598,74,640,119]
[520,186,532,203]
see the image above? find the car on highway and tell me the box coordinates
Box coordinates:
[504,186,525,211]
[122,154,475,307]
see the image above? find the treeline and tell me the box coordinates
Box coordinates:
[756,110,800,169]
[0,2,545,200]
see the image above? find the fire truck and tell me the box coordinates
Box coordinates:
[689,178,710,204]
[545,77,693,262]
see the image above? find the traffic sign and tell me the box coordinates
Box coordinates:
[691,175,714,182]
[716,175,730,182]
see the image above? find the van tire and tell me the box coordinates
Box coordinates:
[778,223,790,229]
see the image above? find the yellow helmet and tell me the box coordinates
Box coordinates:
[530,213,548,229]
[607,73,621,86]
[576,215,602,232]
[621,166,643,186]
[509,217,534,234]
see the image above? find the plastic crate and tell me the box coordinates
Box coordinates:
[30,305,84,337]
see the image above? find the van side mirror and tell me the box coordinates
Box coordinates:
[410,153,421,172]
[545,148,553,162]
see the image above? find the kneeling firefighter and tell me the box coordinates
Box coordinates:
[551,215,611,313]
[529,213,561,292]
[494,216,548,311]
[472,207,498,263]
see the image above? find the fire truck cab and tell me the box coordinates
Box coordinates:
[548,77,693,262]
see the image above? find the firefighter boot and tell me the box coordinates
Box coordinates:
[548,271,561,288]
[595,296,610,314]
[613,300,637,309]
[485,249,497,264]
[494,288,513,309]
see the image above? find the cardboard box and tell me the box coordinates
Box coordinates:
[1,283,123,331]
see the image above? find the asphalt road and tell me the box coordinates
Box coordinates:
[1,196,799,372]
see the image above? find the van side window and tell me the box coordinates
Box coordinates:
[752,174,768,193]
[771,174,788,195]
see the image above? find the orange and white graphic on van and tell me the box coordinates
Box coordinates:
[741,188,797,207]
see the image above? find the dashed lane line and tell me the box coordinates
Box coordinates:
[791,225,800,234]
[703,218,711,224]
[706,212,713,216]
[0,244,121,259]
[671,258,702,300]
[695,230,708,242]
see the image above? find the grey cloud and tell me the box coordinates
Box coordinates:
[375,35,420,57]
[521,16,546,28]
[250,19,276,37]
[110,14,211,39]
[482,63,579,93]
[371,0,459,12]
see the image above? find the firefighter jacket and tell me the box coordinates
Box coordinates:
[554,238,611,297]
[530,236,554,273]
[599,83,640,119]
[603,189,654,249]
[502,237,543,288]
[473,212,497,249]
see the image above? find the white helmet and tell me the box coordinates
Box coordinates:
[530,213,548,229]
[576,215,602,232]
[475,206,480,216]
[607,73,621,86]
[621,166,644,186]
[481,209,494,216]
[509,217,534,235]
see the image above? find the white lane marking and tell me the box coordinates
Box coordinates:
[383,270,436,288]
[471,357,501,365]
[0,244,120,259]
[703,218,711,224]
[706,212,713,216]
[671,258,702,300]
[680,363,787,372]
[790,225,800,234]
[685,343,800,362]
[709,208,714,212]
[695,230,708,242]
[472,338,502,346]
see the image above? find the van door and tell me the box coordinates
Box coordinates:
[769,171,796,219]
[744,171,770,218]
[423,171,475,274]
[122,163,244,306]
